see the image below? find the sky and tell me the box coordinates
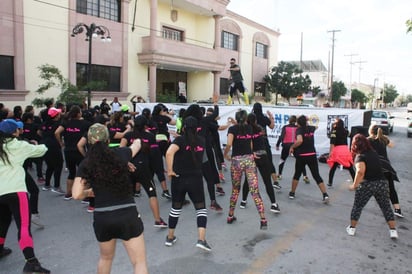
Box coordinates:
[227,0,412,95]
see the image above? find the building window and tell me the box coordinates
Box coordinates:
[220,78,229,95]
[256,42,268,59]
[0,55,15,90]
[76,0,121,22]
[76,63,121,92]
[162,26,184,41]
[221,31,238,51]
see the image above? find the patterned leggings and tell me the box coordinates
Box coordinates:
[229,154,264,214]
[350,179,395,222]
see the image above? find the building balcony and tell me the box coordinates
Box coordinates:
[158,0,229,17]
[138,36,225,72]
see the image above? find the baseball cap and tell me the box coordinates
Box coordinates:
[88,123,109,145]
[15,121,23,129]
[121,105,130,112]
[0,119,19,134]
[48,107,62,118]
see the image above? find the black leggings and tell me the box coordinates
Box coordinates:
[279,143,307,176]
[264,139,276,175]
[131,158,157,198]
[64,150,83,180]
[25,170,39,214]
[242,154,276,203]
[0,192,36,260]
[44,148,63,188]
[293,155,323,184]
[202,160,217,201]
[328,162,355,185]
[385,172,399,205]
[151,149,166,183]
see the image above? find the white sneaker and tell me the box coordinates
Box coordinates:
[346,226,356,236]
[390,229,398,239]
[31,214,44,229]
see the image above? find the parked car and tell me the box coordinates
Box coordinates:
[371,110,394,134]
[407,117,412,138]
[407,102,412,113]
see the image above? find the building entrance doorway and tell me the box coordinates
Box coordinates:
[156,69,187,103]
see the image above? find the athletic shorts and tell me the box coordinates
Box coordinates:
[93,206,144,242]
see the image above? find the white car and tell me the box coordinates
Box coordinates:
[371,110,394,134]
[407,102,412,113]
[407,117,412,138]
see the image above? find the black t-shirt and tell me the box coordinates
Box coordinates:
[251,126,266,152]
[146,120,158,135]
[230,64,243,83]
[152,115,171,137]
[76,147,135,208]
[39,120,61,149]
[107,122,127,145]
[61,119,91,152]
[22,122,41,142]
[330,127,349,146]
[295,126,316,156]
[123,130,155,167]
[172,135,205,176]
[228,124,253,156]
[354,150,385,182]
[256,115,271,135]
[368,138,389,160]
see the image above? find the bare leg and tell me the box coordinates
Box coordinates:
[387,220,396,230]
[198,227,206,241]
[350,220,358,228]
[97,239,116,274]
[167,228,175,240]
[149,197,161,222]
[123,234,148,274]
[66,179,73,195]
[317,182,327,194]
[160,180,168,192]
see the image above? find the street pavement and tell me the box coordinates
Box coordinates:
[1,110,411,274]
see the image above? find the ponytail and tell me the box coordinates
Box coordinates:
[0,133,13,164]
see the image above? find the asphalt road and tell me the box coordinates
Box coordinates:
[1,109,411,274]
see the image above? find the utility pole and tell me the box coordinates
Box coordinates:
[352,59,367,86]
[327,29,341,103]
[344,53,358,92]
[300,32,303,71]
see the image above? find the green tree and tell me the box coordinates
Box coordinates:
[331,81,347,104]
[406,19,412,33]
[351,89,368,108]
[407,94,412,103]
[383,84,399,104]
[264,61,312,103]
[34,64,86,107]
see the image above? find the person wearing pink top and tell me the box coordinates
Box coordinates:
[0,119,50,273]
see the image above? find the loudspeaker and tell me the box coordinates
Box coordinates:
[363,110,372,127]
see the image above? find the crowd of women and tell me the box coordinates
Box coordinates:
[0,99,403,273]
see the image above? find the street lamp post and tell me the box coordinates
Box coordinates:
[71,23,111,108]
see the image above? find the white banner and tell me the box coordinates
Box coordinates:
[134,103,365,155]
